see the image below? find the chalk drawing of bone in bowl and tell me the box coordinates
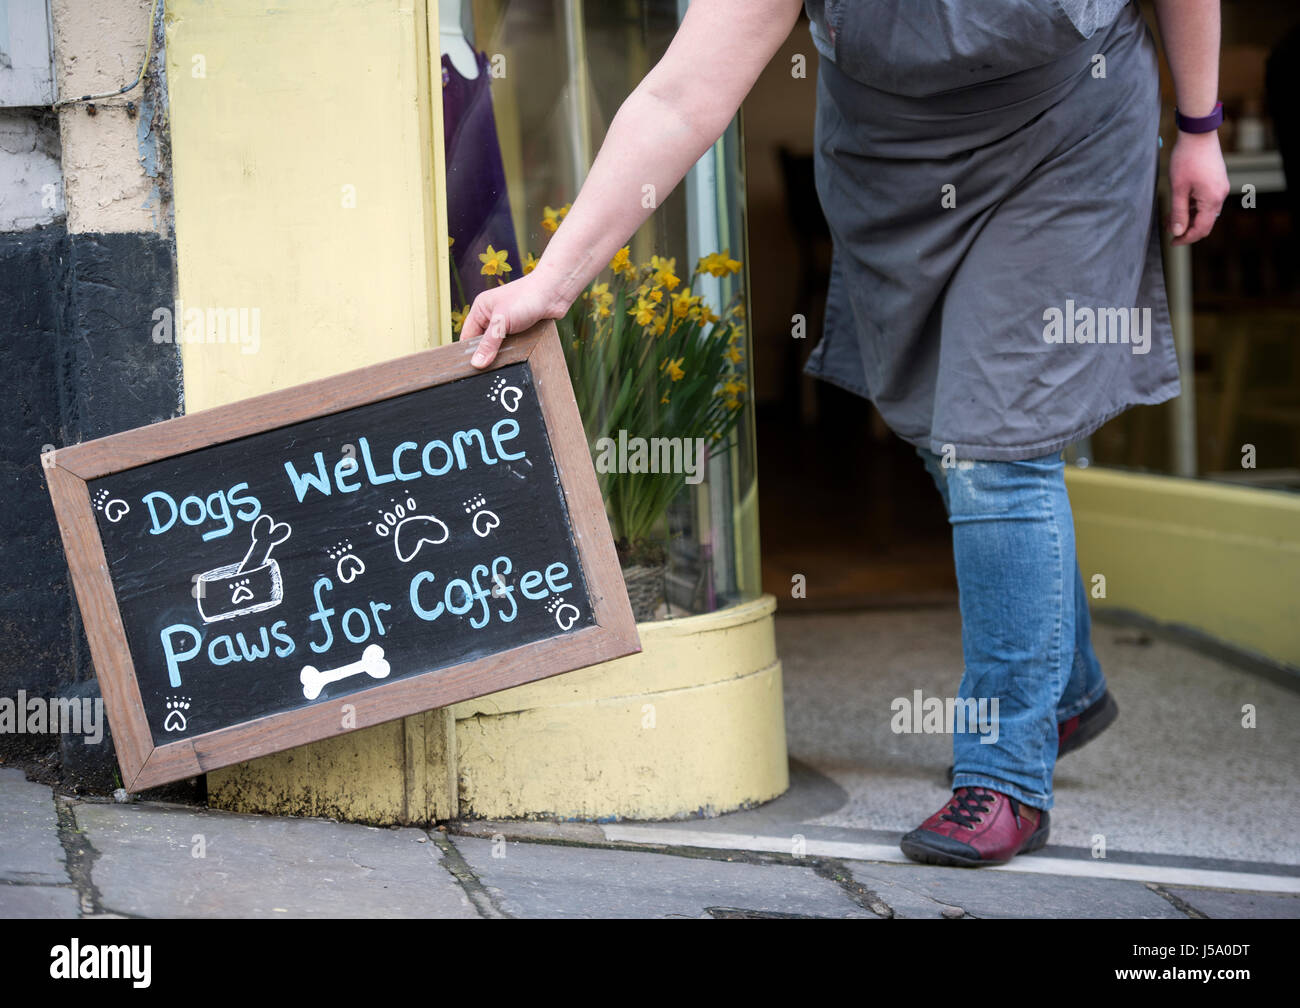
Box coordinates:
[195,515,292,624]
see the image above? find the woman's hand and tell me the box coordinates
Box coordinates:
[1167,130,1230,246]
[462,269,571,368]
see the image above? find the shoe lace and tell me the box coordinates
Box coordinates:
[941,788,994,830]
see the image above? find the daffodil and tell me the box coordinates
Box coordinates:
[724,345,744,366]
[609,246,635,279]
[721,378,746,399]
[523,252,539,275]
[670,286,702,320]
[661,356,685,382]
[589,282,613,320]
[649,255,680,291]
[479,245,512,277]
[631,296,656,327]
[541,203,571,233]
[451,306,467,334]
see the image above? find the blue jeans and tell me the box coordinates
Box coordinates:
[917,447,1107,810]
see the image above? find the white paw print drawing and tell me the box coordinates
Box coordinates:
[485,375,523,413]
[92,488,130,523]
[325,539,365,584]
[464,493,500,538]
[544,595,581,631]
[371,496,449,564]
[163,696,192,733]
[228,575,254,606]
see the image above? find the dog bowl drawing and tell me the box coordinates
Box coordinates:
[195,514,291,624]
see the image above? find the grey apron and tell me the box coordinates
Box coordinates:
[803,0,1180,461]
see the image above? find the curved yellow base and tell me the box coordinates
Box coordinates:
[208,594,788,824]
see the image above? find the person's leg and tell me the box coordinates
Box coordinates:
[942,450,1076,812]
[1057,559,1107,721]
[920,444,1104,728]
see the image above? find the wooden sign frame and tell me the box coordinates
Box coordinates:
[44,321,640,792]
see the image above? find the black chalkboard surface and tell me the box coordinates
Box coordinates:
[45,323,639,790]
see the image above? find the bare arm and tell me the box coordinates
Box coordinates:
[1152,0,1230,245]
[465,0,804,366]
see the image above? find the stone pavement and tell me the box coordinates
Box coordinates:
[2,768,1297,919]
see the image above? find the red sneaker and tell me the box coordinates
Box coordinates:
[945,690,1118,782]
[900,787,1049,867]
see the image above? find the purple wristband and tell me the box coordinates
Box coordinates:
[1175,102,1224,134]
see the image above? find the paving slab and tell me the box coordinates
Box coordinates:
[0,884,80,918]
[75,802,479,918]
[1167,887,1300,919]
[847,860,1185,919]
[0,768,67,885]
[452,835,877,918]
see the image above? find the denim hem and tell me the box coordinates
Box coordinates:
[1056,681,1108,722]
[951,772,1053,812]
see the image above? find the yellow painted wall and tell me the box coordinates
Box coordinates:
[1068,467,1300,668]
[165,0,451,412]
[169,0,790,823]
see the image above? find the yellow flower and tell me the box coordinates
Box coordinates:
[649,255,680,291]
[448,236,455,248]
[609,246,634,279]
[660,392,670,405]
[589,281,613,320]
[652,312,669,336]
[724,345,743,366]
[670,286,701,319]
[450,306,467,334]
[661,356,685,382]
[523,252,539,275]
[721,378,746,399]
[698,250,742,277]
[541,203,571,233]
[479,245,512,277]
[630,296,656,327]
[637,282,663,304]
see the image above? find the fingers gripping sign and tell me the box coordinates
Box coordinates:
[464,270,566,369]
[471,314,507,369]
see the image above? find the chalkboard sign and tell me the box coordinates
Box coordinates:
[44,322,639,791]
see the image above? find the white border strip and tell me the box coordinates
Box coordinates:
[603,826,1300,895]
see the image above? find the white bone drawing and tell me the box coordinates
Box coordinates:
[163,696,191,732]
[464,493,500,537]
[300,644,391,700]
[486,375,523,413]
[371,496,450,563]
[544,595,581,631]
[195,514,292,624]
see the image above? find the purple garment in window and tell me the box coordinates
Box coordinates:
[442,50,521,310]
